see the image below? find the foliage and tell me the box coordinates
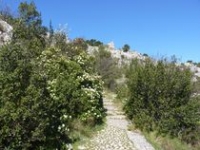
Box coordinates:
[124,58,200,145]
[143,131,197,150]
[72,38,88,53]
[39,48,104,125]
[187,60,193,64]
[193,77,200,94]
[93,45,121,91]
[12,1,47,48]
[0,1,104,149]
[53,30,87,58]
[142,53,149,57]
[0,46,104,149]
[196,62,200,68]
[122,44,130,52]
[116,84,129,101]
[86,39,103,46]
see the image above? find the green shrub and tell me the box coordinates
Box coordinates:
[125,58,200,145]
[0,45,104,149]
[116,84,129,101]
[86,39,103,46]
[122,44,130,52]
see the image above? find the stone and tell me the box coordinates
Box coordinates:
[107,41,115,50]
[0,19,13,46]
[77,145,87,150]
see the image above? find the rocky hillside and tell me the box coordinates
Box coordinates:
[1,19,200,79]
[88,41,146,66]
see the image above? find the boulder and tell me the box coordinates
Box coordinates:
[0,19,13,46]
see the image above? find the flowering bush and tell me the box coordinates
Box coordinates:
[38,47,104,147]
[0,46,104,149]
[74,52,104,124]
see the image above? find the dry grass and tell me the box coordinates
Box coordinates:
[71,119,105,149]
[143,131,198,150]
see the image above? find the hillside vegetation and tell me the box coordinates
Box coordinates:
[0,2,105,149]
[124,58,200,145]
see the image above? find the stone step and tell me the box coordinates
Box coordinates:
[106,110,124,116]
[115,111,124,115]
[103,102,114,106]
[104,106,118,111]
[107,115,126,120]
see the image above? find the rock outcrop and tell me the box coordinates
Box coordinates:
[184,62,200,81]
[88,41,146,67]
[0,19,13,46]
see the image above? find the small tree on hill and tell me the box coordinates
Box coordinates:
[122,44,130,52]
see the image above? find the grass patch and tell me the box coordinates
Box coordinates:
[143,131,198,150]
[72,119,106,149]
[126,117,200,150]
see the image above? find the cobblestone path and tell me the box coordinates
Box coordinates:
[78,93,154,150]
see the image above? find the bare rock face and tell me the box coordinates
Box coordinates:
[0,19,13,46]
[87,41,147,67]
[107,41,115,50]
[106,41,146,66]
[184,62,200,80]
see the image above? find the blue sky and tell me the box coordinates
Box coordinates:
[1,0,200,62]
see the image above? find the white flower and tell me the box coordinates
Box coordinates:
[58,126,61,131]
[63,114,68,119]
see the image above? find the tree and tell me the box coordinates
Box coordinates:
[122,44,130,52]
[93,46,121,90]
[197,62,200,68]
[47,20,54,46]
[13,1,47,49]
[86,39,103,46]
[187,60,193,64]
[143,53,149,57]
